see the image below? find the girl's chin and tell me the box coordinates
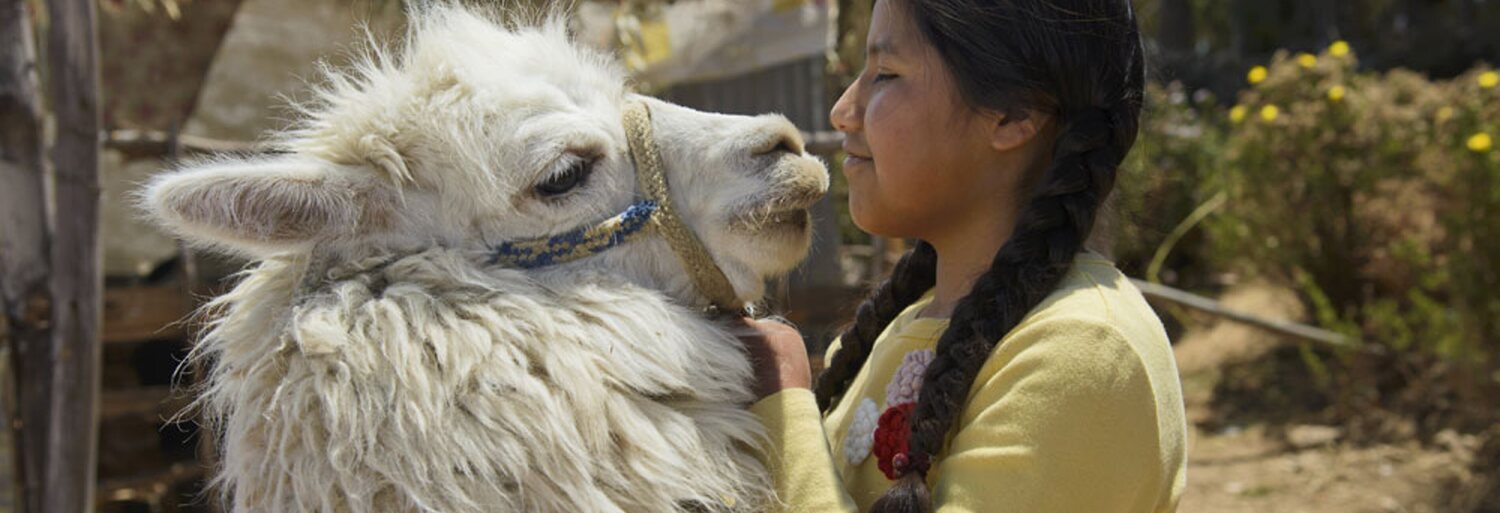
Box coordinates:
[846,199,890,238]
[847,196,923,241]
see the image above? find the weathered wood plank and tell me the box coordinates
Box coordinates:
[104,128,269,156]
[98,386,189,421]
[102,286,192,345]
[1,1,53,512]
[43,0,104,512]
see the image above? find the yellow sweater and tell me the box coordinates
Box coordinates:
[751,252,1187,513]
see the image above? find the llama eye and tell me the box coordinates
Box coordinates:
[535,158,594,197]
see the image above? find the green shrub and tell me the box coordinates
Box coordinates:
[1122,42,1500,431]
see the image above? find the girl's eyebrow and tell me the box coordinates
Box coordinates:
[867,38,901,58]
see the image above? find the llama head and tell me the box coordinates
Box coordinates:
[142,5,828,305]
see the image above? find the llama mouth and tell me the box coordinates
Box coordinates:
[728,184,820,228]
[729,188,820,231]
[730,208,811,233]
[729,156,827,232]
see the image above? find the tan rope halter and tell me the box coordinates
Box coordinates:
[621,99,745,313]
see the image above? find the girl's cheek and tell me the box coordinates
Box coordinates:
[866,87,896,129]
[870,107,913,153]
[865,96,898,154]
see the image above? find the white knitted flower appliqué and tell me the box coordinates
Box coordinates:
[843,398,880,465]
[885,349,936,407]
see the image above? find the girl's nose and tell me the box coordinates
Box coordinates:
[829,81,861,133]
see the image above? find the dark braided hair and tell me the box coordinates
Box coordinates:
[814,1,1145,512]
[814,241,937,411]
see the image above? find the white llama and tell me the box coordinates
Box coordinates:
[140,5,828,513]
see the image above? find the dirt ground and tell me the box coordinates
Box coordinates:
[1173,283,1489,513]
[1182,423,1478,513]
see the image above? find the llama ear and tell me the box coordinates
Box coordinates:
[140,156,396,257]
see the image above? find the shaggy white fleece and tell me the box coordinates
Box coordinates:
[191,250,769,513]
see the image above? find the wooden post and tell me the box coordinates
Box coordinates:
[1,1,54,512]
[3,0,103,510]
[41,0,104,512]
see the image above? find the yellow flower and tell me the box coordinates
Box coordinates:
[1327,85,1346,102]
[1329,40,1351,57]
[1480,71,1499,89]
[1247,65,1268,85]
[1470,132,1493,153]
[1436,106,1455,123]
[1297,53,1318,69]
[1229,105,1248,123]
[1260,105,1280,122]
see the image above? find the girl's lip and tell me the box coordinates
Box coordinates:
[843,155,872,167]
[841,143,872,160]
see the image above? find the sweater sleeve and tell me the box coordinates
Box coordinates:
[751,318,1178,513]
[751,388,861,513]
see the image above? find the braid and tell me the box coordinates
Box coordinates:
[815,241,937,411]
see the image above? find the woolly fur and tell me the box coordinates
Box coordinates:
[192,251,769,513]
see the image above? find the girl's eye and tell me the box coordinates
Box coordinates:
[873,73,897,83]
[536,158,594,197]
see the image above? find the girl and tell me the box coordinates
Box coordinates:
[738,0,1187,512]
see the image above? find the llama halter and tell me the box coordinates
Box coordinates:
[487,201,659,269]
[487,99,745,313]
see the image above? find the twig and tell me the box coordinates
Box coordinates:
[1130,278,1376,354]
[1147,190,1226,284]
[1146,190,1227,327]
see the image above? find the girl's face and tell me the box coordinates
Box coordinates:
[831,0,1007,241]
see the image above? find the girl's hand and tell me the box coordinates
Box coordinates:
[731,317,812,400]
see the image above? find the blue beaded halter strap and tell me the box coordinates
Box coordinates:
[486,200,659,269]
[485,99,745,313]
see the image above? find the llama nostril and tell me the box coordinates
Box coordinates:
[752,131,805,157]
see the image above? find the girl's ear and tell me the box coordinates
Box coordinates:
[140,156,397,258]
[988,110,1048,153]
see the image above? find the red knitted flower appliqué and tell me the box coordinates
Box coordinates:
[872,402,915,480]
